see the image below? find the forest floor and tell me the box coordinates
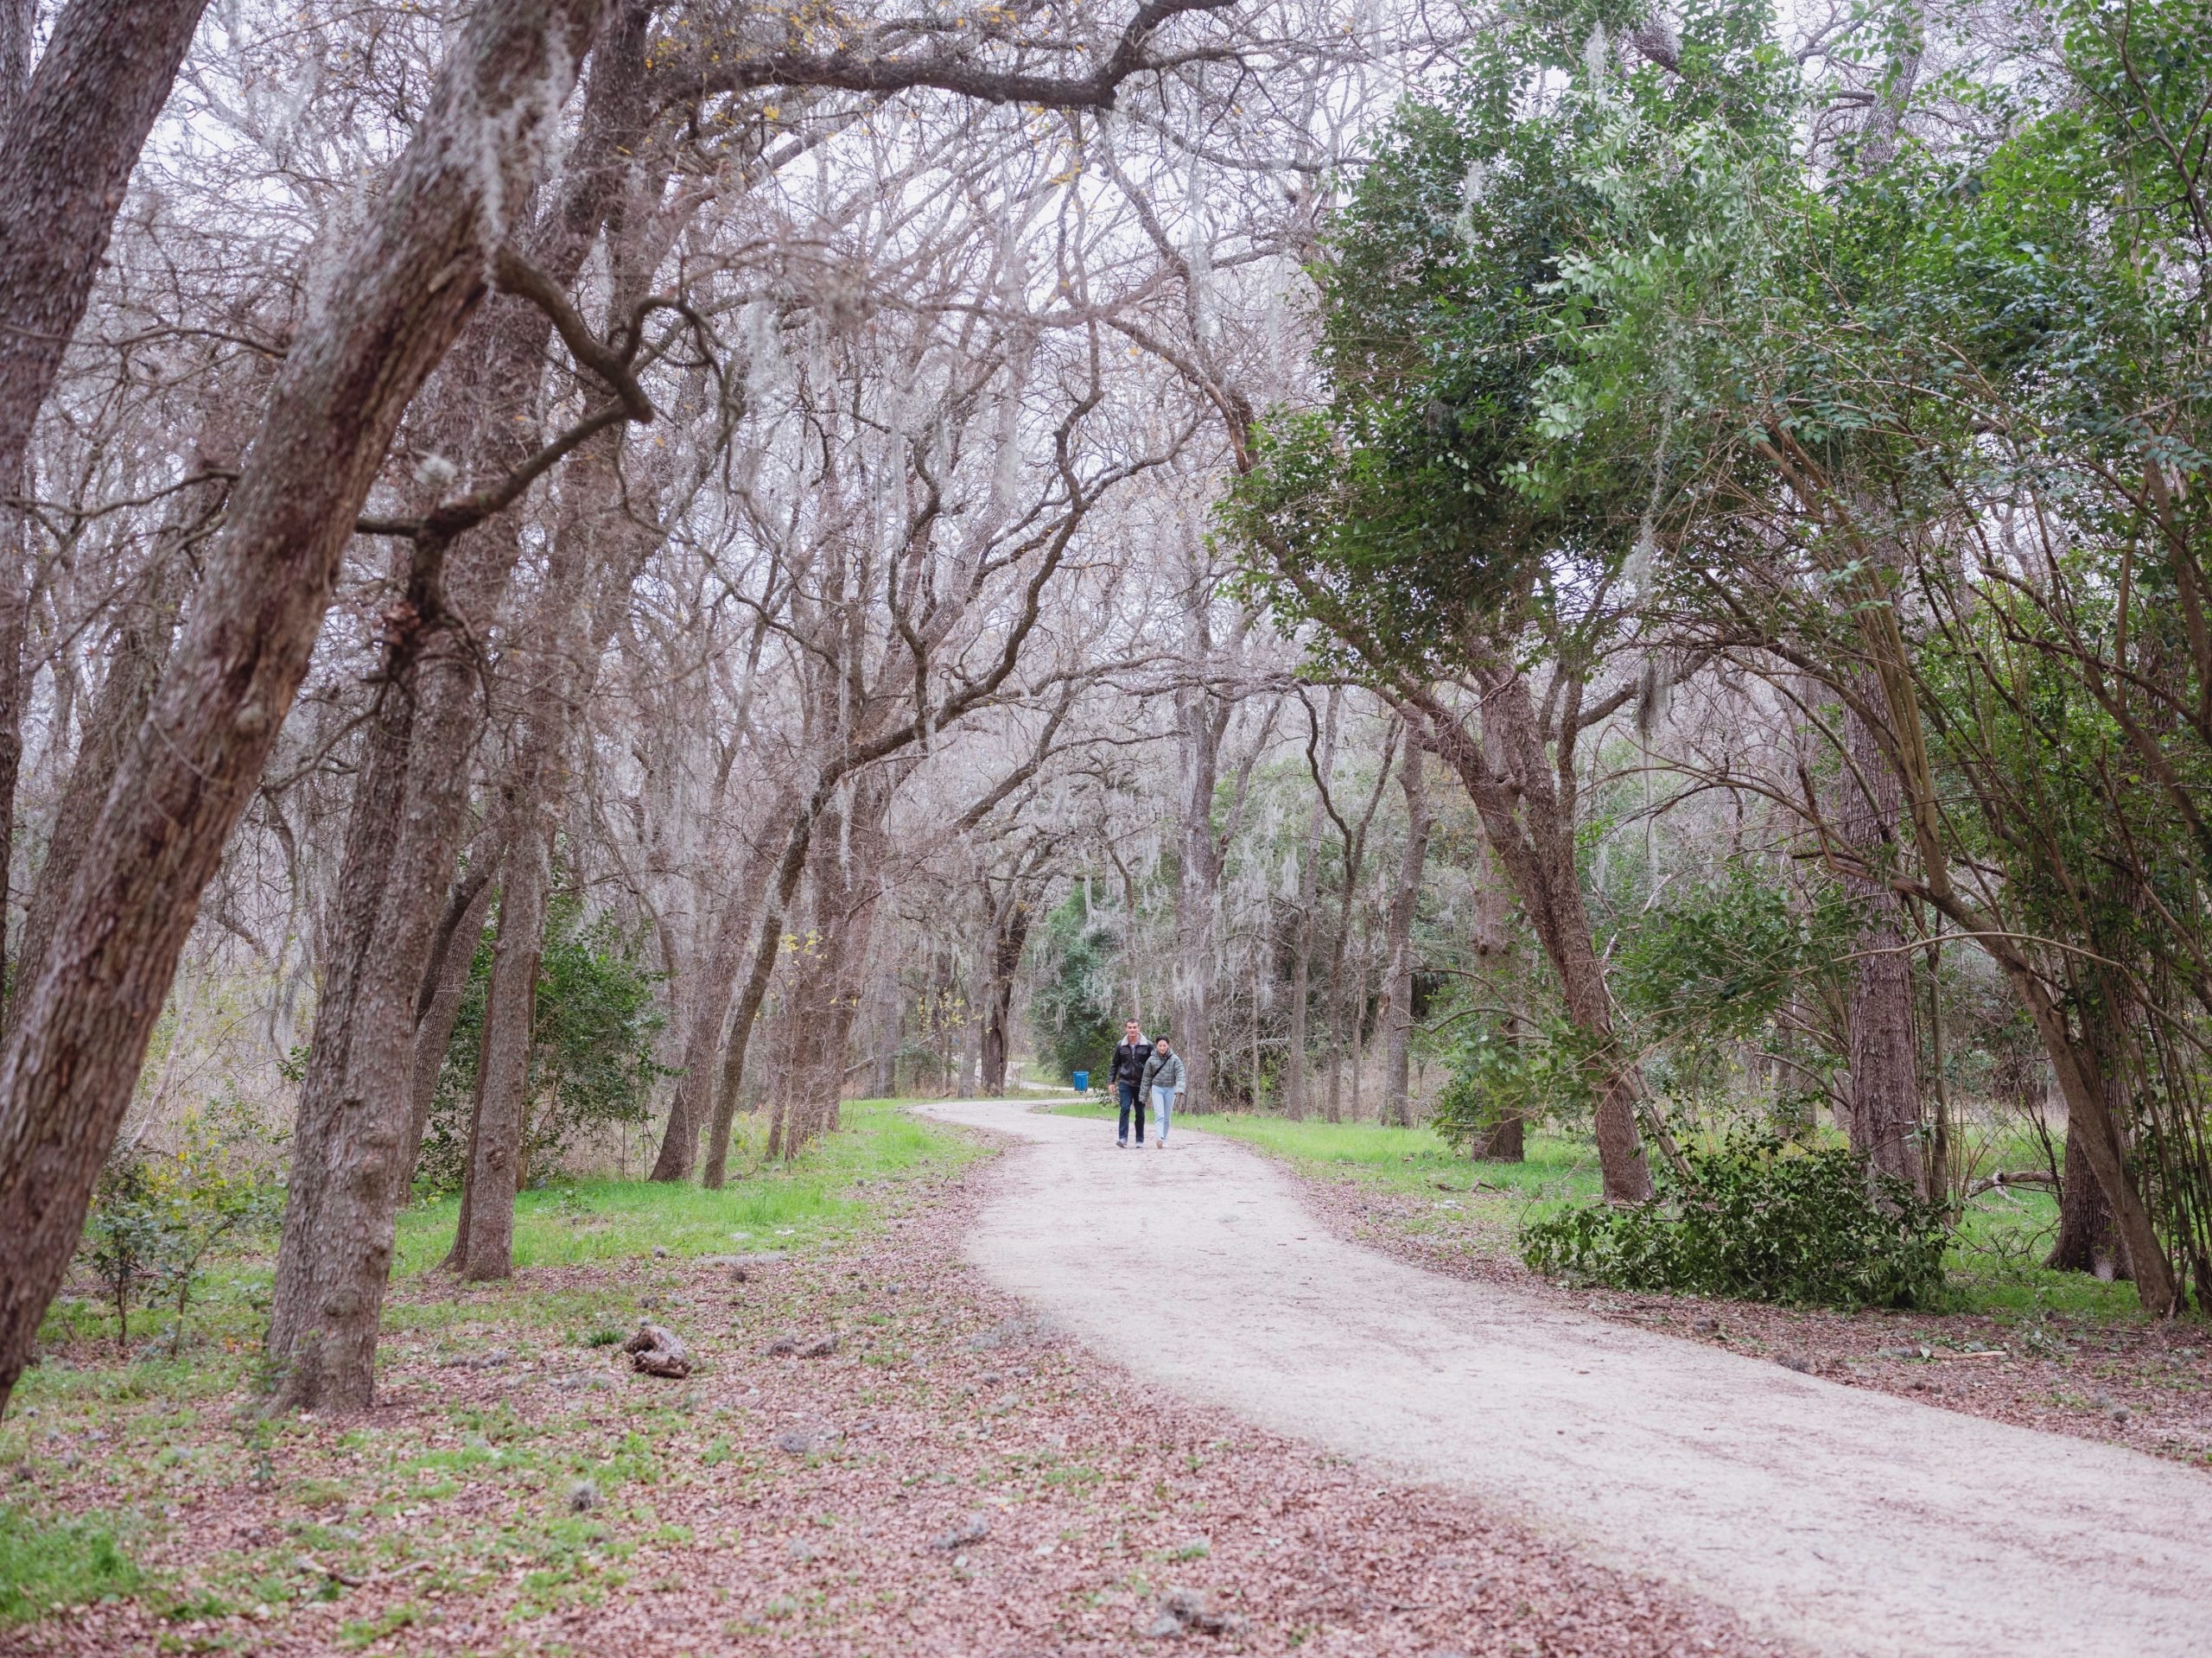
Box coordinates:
[965,1098,2212,1658]
[1,1100,1786,1658]
[1160,1111,2212,1469]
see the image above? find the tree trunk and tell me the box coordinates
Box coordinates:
[2047,1096,2126,1280]
[681,815,809,1184]
[1478,1106,1526,1161]
[448,394,652,1264]
[2001,957,2177,1311]
[1323,721,1396,1124]
[690,761,848,1183]
[1471,842,1525,1161]
[980,889,1032,1095]
[1163,597,1283,1119]
[769,776,893,1159]
[1173,722,1222,1115]
[403,857,499,1185]
[0,0,213,507]
[1284,688,1339,1120]
[449,825,549,1280]
[1420,670,1654,1202]
[1840,689,1924,1195]
[0,513,22,1028]
[1378,737,1430,1127]
[0,2,30,108]
[960,884,988,1096]
[13,496,199,1016]
[0,0,200,952]
[650,820,769,1188]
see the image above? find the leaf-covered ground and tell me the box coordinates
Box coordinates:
[2,1107,1789,1657]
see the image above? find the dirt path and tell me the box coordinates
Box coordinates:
[920,1098,2212,1658]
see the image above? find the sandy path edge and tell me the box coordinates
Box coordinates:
[918,1097,2212,1658]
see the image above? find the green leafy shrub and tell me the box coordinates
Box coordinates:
[79,1104,282,1356]
[1428,1018,1594,1151]
[419,888,667,1196]
[1520,1132,1948,1308]
[1611,863,1854,1039]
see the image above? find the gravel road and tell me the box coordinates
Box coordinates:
[919,1097,2212,1658]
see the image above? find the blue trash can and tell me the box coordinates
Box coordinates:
[1072,1070,1089,1093]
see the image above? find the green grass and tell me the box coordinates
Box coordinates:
[394,1098,965,1274]
[0,1509,141,1623]
[1185,1114,1599,1202]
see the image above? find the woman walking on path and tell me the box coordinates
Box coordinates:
[1143,1039,1184,1148]
[1109,1020,1154,1147]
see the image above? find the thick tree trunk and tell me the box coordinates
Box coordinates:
[1284,689,1339,1120]
[259,3,641,1412]
[0,0,200,935]
[1169,664,1277,1118]
[2001,959,2177,1311]
[450,825,549,1279]
[1471,843,1525,1161]
[1377,739,1430,1127]
[772,930,849,1158]
[0,3,27,106]
[0,0,213,504]
[0,510,22,1026]
[270,523,518,1400]
[1421,671,1653,1202]
[2048,1096,2126,1279]
[1478,1107,1526,1162]
[1840,690,1924,1194]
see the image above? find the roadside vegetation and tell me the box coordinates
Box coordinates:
[0,1102,974,1637]
[1055,1100,2136,1323]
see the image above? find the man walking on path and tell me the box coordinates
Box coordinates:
[1142,1038,1184,1148]
[1109,1020,1153,1147]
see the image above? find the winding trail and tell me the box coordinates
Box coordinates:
[918,1096,2212,1658]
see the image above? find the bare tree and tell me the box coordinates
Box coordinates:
[0,0,617,1417]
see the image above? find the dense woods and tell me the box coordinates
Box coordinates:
[0,0,2209,1435]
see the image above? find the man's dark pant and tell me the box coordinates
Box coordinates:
[1117,1081,1147,1144]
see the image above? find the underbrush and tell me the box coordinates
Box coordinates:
[1520,1134,1949,1309]
[1132,1108,2141,1321]
[3,1100,974,1636]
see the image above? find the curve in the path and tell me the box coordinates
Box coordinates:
[918,1097,2212,1658]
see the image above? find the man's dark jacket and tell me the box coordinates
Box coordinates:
[1109,1039,1154,1087]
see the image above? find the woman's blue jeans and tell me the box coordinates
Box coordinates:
[1152,1085,1177,1140]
